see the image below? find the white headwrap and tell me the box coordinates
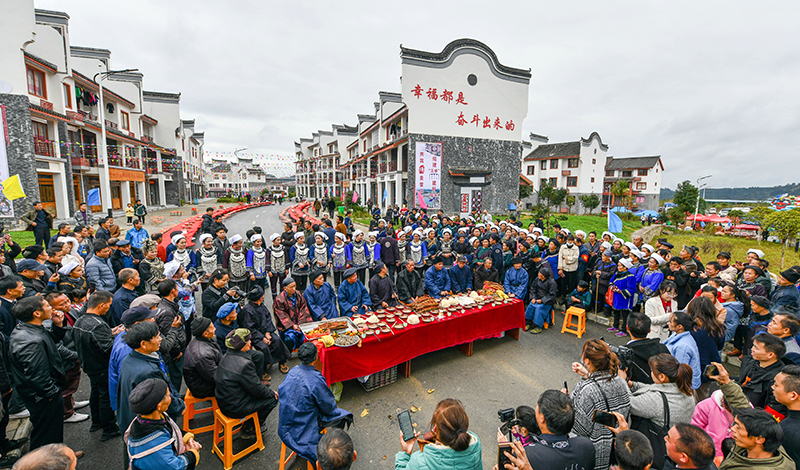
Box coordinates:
[620,258,633,269]
[476,223,485,228]
[198,233,212,244]
[624,242,637,251]
[532,227,543,235]
[539,235,550,243]
[747,248,765,258]
[403,226,412,234]
[230,234,243,244]
[378,218,386,224]
[561,228,571,235]
[293,232,305,240]
[423,228,434,236]
[469,237,478,245]
[442,228,452,235]
[368,231,379,239]
[163,260,181,279]
[601,241,612,250]
[602,231,613,239]
[171,234,186,245]
[651,254,665,266]
[630,250,645,259]
[575,230,586,238]
[642,244,655,253]
[251,234,264,243]
[335,232,346,241]
[353,229,364,238]
[58,261,80,276]
[520,229,529,236]
[269,233,280,242]
[314,231,328,241]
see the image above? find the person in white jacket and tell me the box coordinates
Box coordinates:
[644,280,678,341]
[558,234,580,297]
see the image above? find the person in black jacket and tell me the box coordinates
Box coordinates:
[183,317,221,399]
[0,234,21,274]
[0,276,24,338]
[240,287,290,374]
[0,322,26,466]
[17,259,56,298]
[200,207,215,235]
[72,291,121,441]
[624,311,669,384]
[8,295,66,449]
[369,262,397,308]
[379,230,401,281]
[396,259,423,304]
[281,222,296,250]
[214,328,278,438]
[474,257,500,290]
[156,280,186,393]
[201,269,240,320]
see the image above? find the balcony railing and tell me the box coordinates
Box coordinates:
[108,155,124,167]
[141,134,153,143]
[34,138,53,157]
[125,157,140,170]
[105,120,118,130]
[79,110,98,122]
[71,157,94,168]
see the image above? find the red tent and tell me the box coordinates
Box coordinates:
[706,215,731,223]
[732,224,759,230]
[686,214,711,222]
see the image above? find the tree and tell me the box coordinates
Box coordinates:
[746,206,775,245]
[565,195,576,214]
[535,184,568,234]
[672,180,699,214]
[519,184,532,200]
[578,193,601,215]
[610,181,630,208]
[667,206,686,226]
[764,208,800,268]
[727,209,745,225]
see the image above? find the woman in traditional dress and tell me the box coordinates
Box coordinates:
[289,232,311,292]
[310,232,330,282]
[247,234,269,292]
[329,232,350,289]
[409,230,428,277]
[223,234,249,291]
[138,239,165,294]
[267,233,289,301]
[348,230,369,284]
[166,234,197,281]
[195,233,220,290]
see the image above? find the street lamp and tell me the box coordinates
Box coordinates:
[693,175,712,229]
[94,68,138,216]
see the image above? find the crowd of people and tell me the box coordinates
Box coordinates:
[3,199,800,470]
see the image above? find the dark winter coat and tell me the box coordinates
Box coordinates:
[183,336,222,399]
[214,349,277,418]
[8,321,66,401]
[396,268,423,303]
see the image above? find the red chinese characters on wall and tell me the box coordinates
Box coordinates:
[460,193,469,212]
[411,83,514,132]
[412,84,467,104]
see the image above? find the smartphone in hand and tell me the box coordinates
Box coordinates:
[397,410,415,442]
[498,442,513,469]
[591,409,618,428]
[704,364,718,377]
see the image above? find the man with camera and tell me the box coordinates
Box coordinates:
[621,312,669,384]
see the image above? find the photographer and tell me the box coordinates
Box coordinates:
[623,311,669,384]
[201,269,240,320]
[570,339,630,470]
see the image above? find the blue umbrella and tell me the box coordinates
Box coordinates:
[634,209,660,217]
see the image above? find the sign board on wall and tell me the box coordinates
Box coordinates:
[415,142,441,209]
[0,106,14,218]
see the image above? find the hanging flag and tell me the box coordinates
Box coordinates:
[382,188,387,203]
[416,190,428,210]
[352,190,359,203]
[608,208,623,233]
[0,175,26,200]
[87,188,101,206]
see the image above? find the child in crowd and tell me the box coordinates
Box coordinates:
[567,280,592,310]
[126,203,135,225]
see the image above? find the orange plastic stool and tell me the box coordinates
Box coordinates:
[561,307,586,338]
[543,308,555,329]
[212,409,264,470]
[279,428,326,470]
[182,390,218,434]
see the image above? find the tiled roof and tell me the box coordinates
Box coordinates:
[605,156,662,170]
[523,141,580,161]
[29,103,70,122]
[24,52,58,73]
[400,38,531,80]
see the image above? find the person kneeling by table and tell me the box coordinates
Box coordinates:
[241,286,291,374]
[214,328,279,439]
[125,378,201,470]
[278,343,353,466]
[337,267,371,317]
[274,277,313,352]
[525,267,557,334]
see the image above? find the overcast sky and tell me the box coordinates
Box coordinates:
[41,0,800,187]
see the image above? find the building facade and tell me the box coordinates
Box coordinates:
[602,156,664,211]
[0,2,205,223]
[205,155,272,197]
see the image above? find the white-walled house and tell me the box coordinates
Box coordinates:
[603,156,664,211]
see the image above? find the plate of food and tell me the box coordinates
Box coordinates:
[334,335,360,347]
[300,317,359,340]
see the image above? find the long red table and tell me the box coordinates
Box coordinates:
[316,300,525,386]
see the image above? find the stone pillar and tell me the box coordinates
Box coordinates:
[0,94,40,225]
[52,166,70,219]
[158,176,167,206]
[120,181,131,208]
[57,121,76,216]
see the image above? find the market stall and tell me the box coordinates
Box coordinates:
[309,294,524,387]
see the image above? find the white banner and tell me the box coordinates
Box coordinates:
[415,142,441,209]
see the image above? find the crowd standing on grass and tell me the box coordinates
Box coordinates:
[0,201,799,469]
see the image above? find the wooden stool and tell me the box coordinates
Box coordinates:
[279,428,326,470]
[561,307,586,338]
[182,390,218,435]
[212,409,264,470]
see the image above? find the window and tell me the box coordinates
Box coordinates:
[121,111,130,130]
[540,160,547,170]
[527,166,535,175]
[26,67,46,98]
[638,169,648,176]
[592,158,596,164]
[548,177,557,187]
[63,84,72,109]
[635,196,645,203]
[636,182,647,190]
[540,178,547,188]
[567,176,577,187]
[550,159,558,169]
[622,170,633,177]
[32,121,52,156]
[591,177,595,183]
[567,158,579,168]
[605,170,615,177]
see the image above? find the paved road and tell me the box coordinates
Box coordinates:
[65,203,630,469]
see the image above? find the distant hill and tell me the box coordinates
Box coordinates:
[660,183,800,201]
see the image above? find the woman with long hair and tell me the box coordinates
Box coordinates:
[720,283,749,345]
[395,398,482,470]
[699,284,727,325]
[687,296,726,401]
[620,353,696,468]
[570,339,630,470]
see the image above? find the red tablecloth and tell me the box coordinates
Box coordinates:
[316,300,525,385]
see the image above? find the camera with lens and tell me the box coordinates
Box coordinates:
[230,286,246,298]
[610,344,633,373]
[498,408,520,440]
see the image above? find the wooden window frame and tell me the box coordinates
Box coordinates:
[540,160,547,170]
[121,111,130,130]
[567,176,578,187]
[605,170,615,177]
[549,159,558,169]
[622,170,633,177]
[567,158,579,168]
[63,83,72,109]
[548,177,557,187]
[636,182,647,190]
[638,169,648,176]
[26,66,47,99]
[526,166,535,175]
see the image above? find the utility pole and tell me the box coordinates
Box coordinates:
[693,175,712,228]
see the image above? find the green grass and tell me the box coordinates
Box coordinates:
[661,229,799,269]
[8,231,37,255]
